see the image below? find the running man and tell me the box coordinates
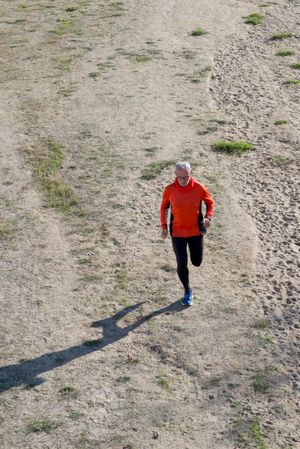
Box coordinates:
[160,161,215,306]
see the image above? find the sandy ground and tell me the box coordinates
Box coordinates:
[0,0,299,448]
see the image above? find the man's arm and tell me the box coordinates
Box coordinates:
[201,185,214,227]
[160,188,170,238]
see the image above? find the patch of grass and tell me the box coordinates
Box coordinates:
[191,28,207,36]
[141,160,175,180]
[270,155,293,167]
[116,375,131,383]
[264,334,275,344]
[275,49,295,56]
[65,5,79,12]
[0,221,17,240]
[41,178,77,213]
[270,32,294,40]
[88,71,100,79]
[243,13,264,25]
[212,141,254,156]
[115,270,127,290]
[160,264,176,273]
[69,410,84,420]
[157,376,170,390]
[60,384,78,398]
[25,138,78,213]
[274,119,289,125]
[252,366,278,393]
[236,417,267,449]
[134,54,152,62]
[58,82,78,97]
[26,419,62,434]
[291,62,300,69]
[253,319,271,329]
[285,79,300,85]
[143,146,158,156]
[53,17,75,36]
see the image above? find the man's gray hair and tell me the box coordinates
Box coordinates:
[175,161,191,171]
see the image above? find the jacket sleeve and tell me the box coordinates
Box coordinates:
[160,188,170,229]
[201,185,214,218]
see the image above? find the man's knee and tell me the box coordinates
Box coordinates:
[191,258,202,267]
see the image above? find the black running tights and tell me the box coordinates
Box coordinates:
[172,235,204,291]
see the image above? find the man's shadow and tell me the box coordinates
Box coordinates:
[0,299,184,393]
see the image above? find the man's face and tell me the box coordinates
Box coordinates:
[175,168,191,187]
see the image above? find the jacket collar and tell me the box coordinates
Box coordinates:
[174,176,195,192]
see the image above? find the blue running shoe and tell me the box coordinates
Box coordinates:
[181,289,193,306]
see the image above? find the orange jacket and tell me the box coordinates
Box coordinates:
[160,177,214,237]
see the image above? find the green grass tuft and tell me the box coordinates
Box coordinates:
[270,32,294,40]
[65,5,79,12]
[212,141,253,156]
[157,376,170,389]
[141,160,175,180]
[134,55,152,62]
[253,319,271,329]
[238,418,267,449]
[243,13,264,25]
[285,79,300,85]
[191,28,207,36]
[60,384,78,398]
[275,49,295,56]
[53,18,75,36]
[291,62,300,69]
[26,419,61,434]
[274,119,289,125]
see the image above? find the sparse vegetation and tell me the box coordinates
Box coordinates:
[25,138,78,213]
[235,417,267,449]
[275,49,295,56]
[243,13,264,25]
[157,376,170,389]
[212,141,254,156]
[160,264,176,273]
[143,146,158,156]
[270,155,293,167]
[26,419,62,434]
[65,5,79,12]
[141,160,175,180]
[274,119,289,125]
[60,384,78,398]
[115,269,127,290]
[291,62,300,69]
[270,32,294,40]
[191,28,207,36]
[253,319,271,329]
[116,375,131,383]
[285,79,300,85]
[134,55,152,62]
[0,221,17,240]
[53,18,75,36]
[252,366,278,393]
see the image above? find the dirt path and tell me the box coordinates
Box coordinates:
[0,0,299,448]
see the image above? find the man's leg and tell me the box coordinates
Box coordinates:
[171,237,190,291]
[187,235,204,267]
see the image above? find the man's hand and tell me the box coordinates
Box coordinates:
[203,218,211,229]
[161,228,169,239]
